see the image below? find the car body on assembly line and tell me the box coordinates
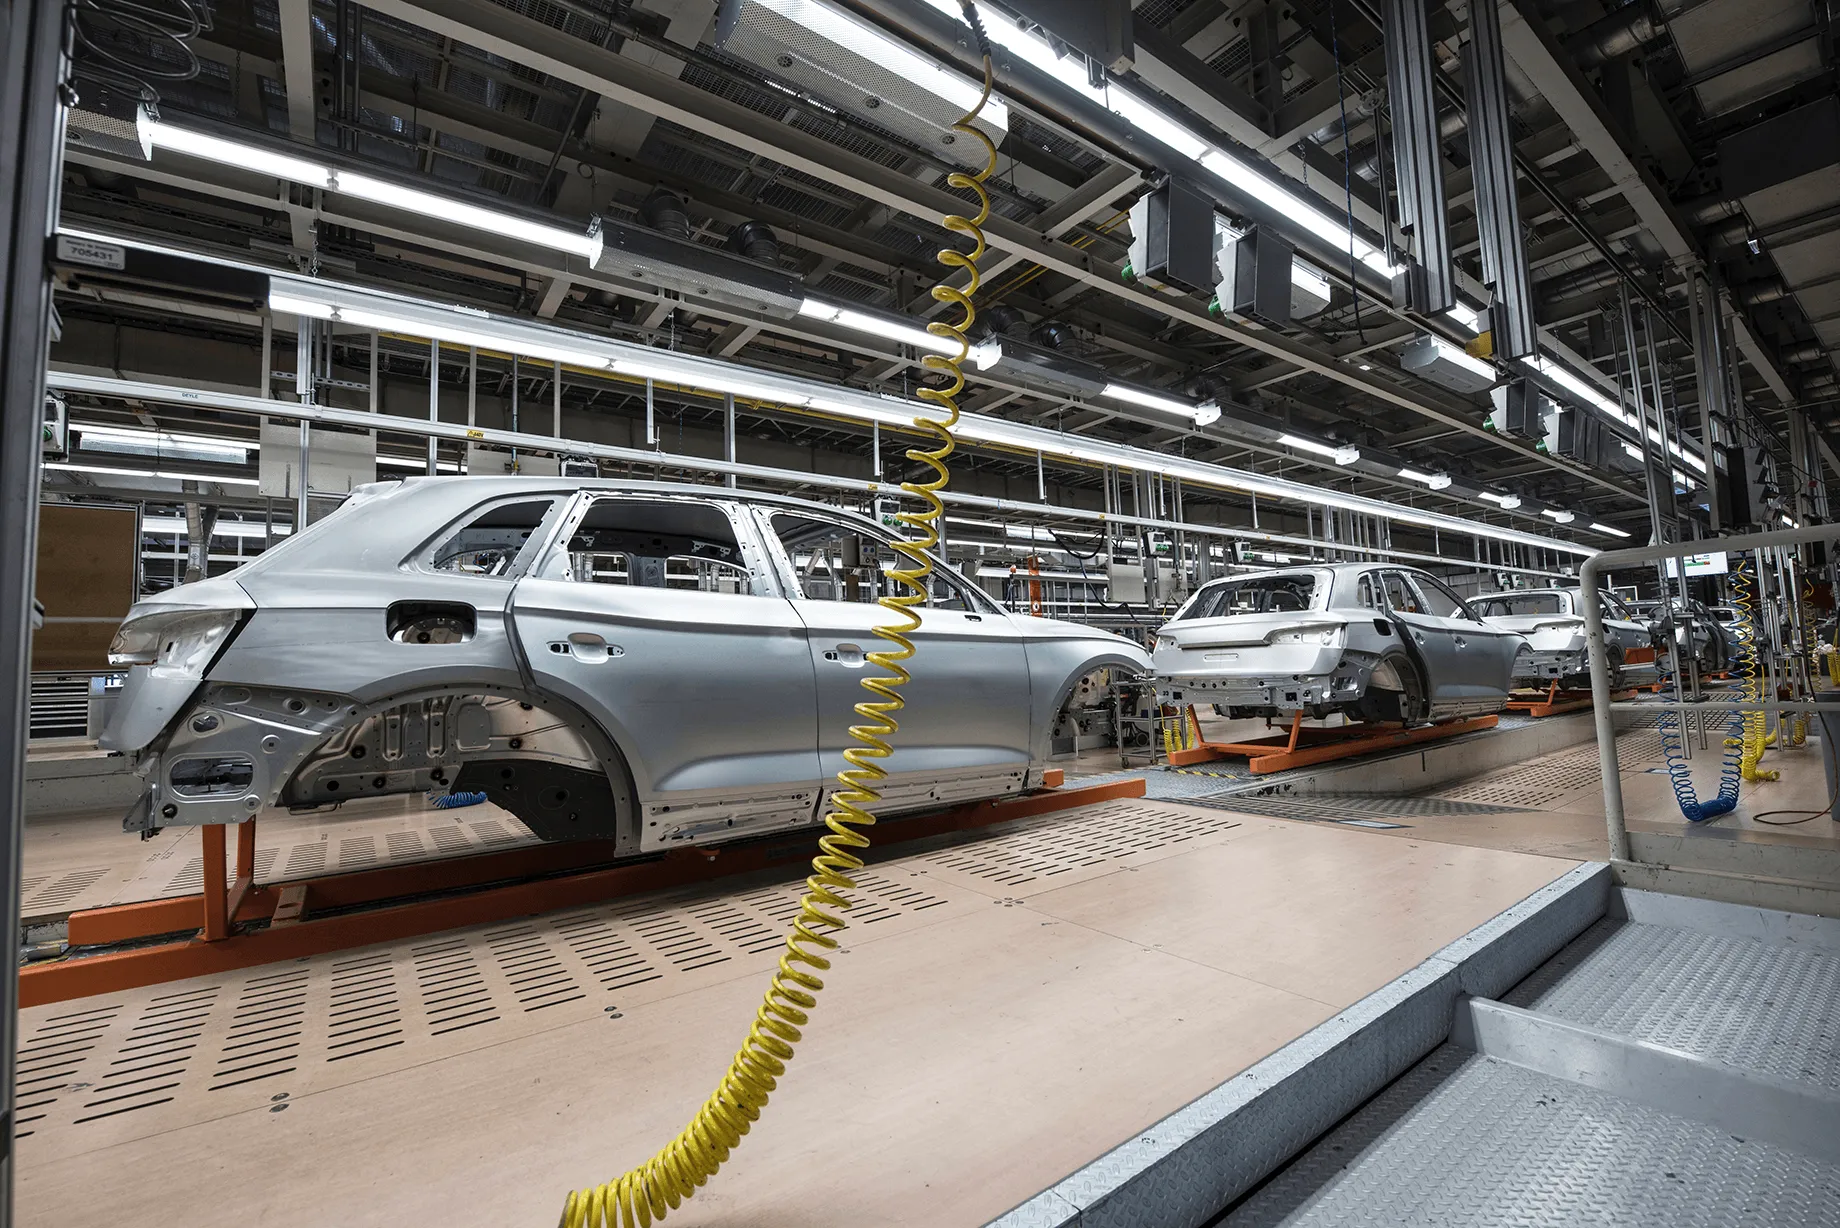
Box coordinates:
[1472,588,1662,689]
[99,478,1150,855]
[1151,563,1526,724]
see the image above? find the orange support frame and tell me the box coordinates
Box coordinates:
[29,776,1145,1008]
[1505,681,1636,718]
[1166,708,1498,774]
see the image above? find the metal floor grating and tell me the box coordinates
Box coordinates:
[1222,1044,1840,1227]
[12,866,957,1148]
[912,801,1241,887]
[1504,918,1840,1092]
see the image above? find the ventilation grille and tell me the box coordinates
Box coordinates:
[13,867,955,1148]
[915,801,1241,888]
[1185,794,1530,824]
[23,810,542,920]
[1433,732,1667,808]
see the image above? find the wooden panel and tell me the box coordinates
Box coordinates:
[31,504,137,672]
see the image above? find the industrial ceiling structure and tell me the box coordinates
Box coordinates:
[42,0,1840,578]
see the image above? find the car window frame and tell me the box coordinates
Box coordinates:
[407,492,574,582]
[1407,573,1481,622]
[528,491,786,598]
[1376,569,1425,616]
[750,504,1000,613]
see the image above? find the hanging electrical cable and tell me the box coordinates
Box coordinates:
[557,7,998,1225]
[69,0,210,106]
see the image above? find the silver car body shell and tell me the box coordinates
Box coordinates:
[1474,589,1660,686]
[100,477,1150,854]
[1150,562,1525,721]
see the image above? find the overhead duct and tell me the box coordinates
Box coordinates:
[713,0,1007,169]
[1564,2,1667,69]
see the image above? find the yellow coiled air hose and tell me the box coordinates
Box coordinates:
[1732,564,1779,782]
[558,24,999,1228]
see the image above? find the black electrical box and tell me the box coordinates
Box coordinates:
[1229,225,1295,326]
[1138,178,1216,294]
[1500,379,1544,440]
[1555,407,1602,466]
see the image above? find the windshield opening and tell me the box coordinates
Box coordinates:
[1473,593,1565,618]
[1177,571,1323,620]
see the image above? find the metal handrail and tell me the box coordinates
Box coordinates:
[1579,523,1840,860]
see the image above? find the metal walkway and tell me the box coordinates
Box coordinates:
[1220,897,1840,1228]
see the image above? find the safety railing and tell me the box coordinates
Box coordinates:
[1580,522,1840,862]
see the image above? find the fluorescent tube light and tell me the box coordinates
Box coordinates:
[148,123,602,260]
[148,120,331,185]
[73,423,252,463]
[756,0,1005,133]
[1278,434,1360,465]
[1477,491,1522,509]
[1540,508,1576,523]
[1398,467,1452,490]
[617,356,813,406]
[44,461,260,486]
[1100,382,1199,418]
[140,516,289,538]
[797,297,956,354]
[1589,522,1631,538]
[333,171,602,260]
[1444,303,1484,334]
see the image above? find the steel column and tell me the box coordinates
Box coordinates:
[0,3,65,1212]
[1382,0,1454,312]
[1462,0,1534,357]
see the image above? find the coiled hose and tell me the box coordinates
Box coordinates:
[1730,564,1778,782]
[1658,600,1743,822]
[558,20,998,1228]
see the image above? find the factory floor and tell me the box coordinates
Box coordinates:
[12,725,1837,1226]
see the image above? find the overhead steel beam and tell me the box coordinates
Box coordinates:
[362,0,1636,500]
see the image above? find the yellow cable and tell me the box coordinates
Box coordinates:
[558,50,998,1228]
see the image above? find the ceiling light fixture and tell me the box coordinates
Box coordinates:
[148,122,603,262]
[1099,381,1203,419]
[1476,490,1522,509]
[44,460,260,486]
[1278,434,1361,465]
[797,297,956,354]
[1589,522,1631,538]
[1540,508,1577,524]
[1398,467,1452,490]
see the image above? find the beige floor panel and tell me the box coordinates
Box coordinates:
[18,797,535,919]
[13,806,1576,1228]
[1025,818,1577,1006]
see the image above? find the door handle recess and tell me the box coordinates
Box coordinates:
[1454,636,1469,650]
[824,643,866,665]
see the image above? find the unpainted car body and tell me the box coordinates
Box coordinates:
[1630,597,1735,673]
[100,478,1150,856]
[1151,563,1525,723]
[1472,588,1661,689]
